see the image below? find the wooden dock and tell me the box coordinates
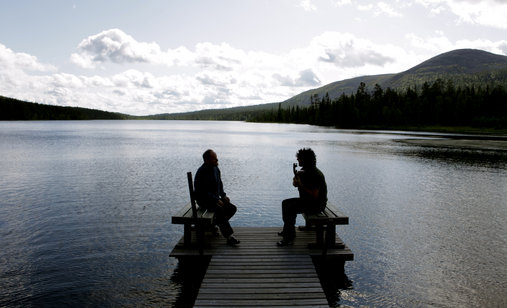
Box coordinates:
[170,227,353,307]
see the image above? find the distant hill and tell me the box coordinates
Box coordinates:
[280,49,507,108]
[0,96,130,120]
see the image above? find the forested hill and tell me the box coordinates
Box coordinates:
[0,96,130,120]
[280,49,507,108]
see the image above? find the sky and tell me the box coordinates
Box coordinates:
[1,0,506,116]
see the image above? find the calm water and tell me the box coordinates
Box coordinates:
[0,120,506,307]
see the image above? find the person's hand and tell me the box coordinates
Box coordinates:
[293,176,301,187]
[223,196,230,203]
[217,199,224,207]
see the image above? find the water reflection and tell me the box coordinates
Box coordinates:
[170,257,210,308]
[394,139,507,168]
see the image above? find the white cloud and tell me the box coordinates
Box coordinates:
[356,1,403,17]
[70,28,192,68]
[406,32,507,55]
[298,0,317,11]
[273,69,321,87]
[0,43,56,73]
[333,0,352,6]
[415,0,507,28]
[71,29,160,67]
[377,2,403,17]
[310,32,396,67]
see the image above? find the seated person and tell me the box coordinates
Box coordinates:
[194,149,240,246]
[278,148,327,246]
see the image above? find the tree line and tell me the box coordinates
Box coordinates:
[0,96,130,120]
[249,79,507,130]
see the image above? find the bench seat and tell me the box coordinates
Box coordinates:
[301,203,348,249]
[172,202,215,248]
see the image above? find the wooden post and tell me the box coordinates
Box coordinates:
[187,172,197,219]
[187,172,204,255]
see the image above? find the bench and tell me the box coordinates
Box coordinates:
[171,172,214,254]
[301,203,349,250]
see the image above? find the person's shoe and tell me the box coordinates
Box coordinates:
[226,236,240,246]
[211,225,220,237]
[277,230,285,236]
[276,238,294,246]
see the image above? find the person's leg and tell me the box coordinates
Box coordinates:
[222,202,237,221]
[214,204,235,238]
[281,198,305,240]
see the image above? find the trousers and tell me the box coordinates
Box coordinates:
[200,202,237,238]
[281,198,325,239]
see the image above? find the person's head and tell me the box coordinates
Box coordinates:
[296,148,316,168]
[203,149,218,166]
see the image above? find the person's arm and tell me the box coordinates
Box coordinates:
[293,175,319,199]
[217,169,229,205]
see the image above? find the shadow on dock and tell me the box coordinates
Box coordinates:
[312,256,353,307]
[170,256,210,308]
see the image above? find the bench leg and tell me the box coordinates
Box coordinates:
[325,224,336,247]
[196,225,205,255]
[316,225,324,247]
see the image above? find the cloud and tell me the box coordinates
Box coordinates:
[273,69,321,87]
[357,1,403,17]
[406,32,507,55]
[312,32,395,67]
[70,29,163,68]
[333,0,352,6]
[0,43,56,72]
[298,0,317,11]
[415,0,507,28]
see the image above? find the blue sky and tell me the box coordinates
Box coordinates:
[1,0,506,115]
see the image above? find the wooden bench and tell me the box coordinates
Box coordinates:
[171,172,214,254]
[301,203,349,250]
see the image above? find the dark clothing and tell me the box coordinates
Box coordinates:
[194,163,236,238]
[296,167,327,208]
[281,166,327,239]
[194,164,226,208]
[207,202,236,238]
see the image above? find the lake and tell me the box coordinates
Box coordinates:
[0,120,506,307]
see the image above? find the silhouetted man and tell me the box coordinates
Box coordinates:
[278,148,327,246]
[194,149,240,246]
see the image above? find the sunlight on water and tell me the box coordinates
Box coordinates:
[0,120,506,307]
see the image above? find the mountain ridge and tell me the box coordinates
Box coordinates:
[278,49,507,108]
